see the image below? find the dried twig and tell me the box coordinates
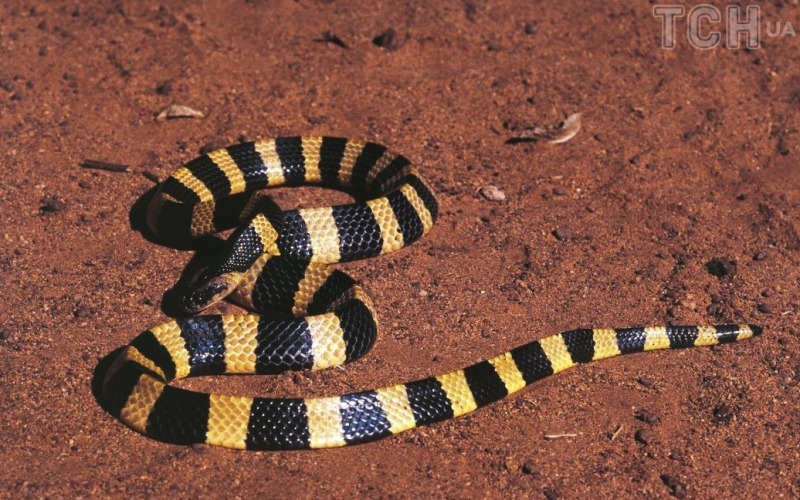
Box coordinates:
[81,159,130,173]
[543,433,577,440]
[609,424,624,441]
[142,171,161,183]
[314,31,348,49]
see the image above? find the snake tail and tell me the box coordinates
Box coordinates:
[102,323,761,450]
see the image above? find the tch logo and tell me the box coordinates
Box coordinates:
[653,4,796,50]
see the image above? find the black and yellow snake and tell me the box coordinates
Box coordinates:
[101,136,762,450]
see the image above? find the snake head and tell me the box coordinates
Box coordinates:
[179,269,242,313]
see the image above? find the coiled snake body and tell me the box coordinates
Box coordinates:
[102,136,761,450]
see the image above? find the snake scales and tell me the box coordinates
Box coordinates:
[102,136,762,450]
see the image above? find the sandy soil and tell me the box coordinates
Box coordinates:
[0,0,797,497]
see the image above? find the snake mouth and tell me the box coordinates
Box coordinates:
[179,271,241,313]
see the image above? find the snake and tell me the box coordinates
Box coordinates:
[101,136,762,450]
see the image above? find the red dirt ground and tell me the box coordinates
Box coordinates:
[0,1,797,497]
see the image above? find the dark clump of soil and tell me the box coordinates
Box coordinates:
[706,257,736,278]
[372,28,401,51]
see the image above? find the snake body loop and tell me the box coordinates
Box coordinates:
[102,136,761,450]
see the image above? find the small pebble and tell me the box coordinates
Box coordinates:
[521,460,539,476]
[292,372,310,386]
[524,21,538,34]
[634,428,652,445]
[753,251,767,261]
[418,290,429,298]
[479,185,506,202]
[128,251,147,268]
[73,305,91,318]
[552,187,566,196]
[666,306,677,317]
[543,488,560,500]
[0,330,10,341]
[757,303,773,314]
[155,81,172,95]
[660,474,686,499]
[761,457,781,474]
[637,377,656,388]
[713,404,733,424]
[661,222,678,235]
[553,226,572,241]
[191,443,209,455]
[706,257,735,278]
[40,195,66,213]
[372,28,400,51]
[635,409,659,425]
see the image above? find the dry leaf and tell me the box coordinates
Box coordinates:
[548,113,581,144]
[156,104,205,121]
[508,112,582,144]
